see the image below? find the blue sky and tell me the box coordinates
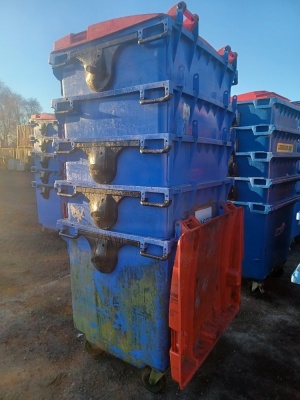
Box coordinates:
[1,0,299,113]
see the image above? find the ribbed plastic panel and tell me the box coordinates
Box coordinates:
[233,197,297,280]
[55,179,232,238]
[54,133,234,187]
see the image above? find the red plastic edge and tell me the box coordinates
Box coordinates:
[30,113,56,121]
[167,2,199,33]
[217,47,237,64]
[235,91,290,102]
[53,14,163,51]
[169,202,244,390]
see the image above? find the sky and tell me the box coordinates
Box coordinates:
[1,0,299,113]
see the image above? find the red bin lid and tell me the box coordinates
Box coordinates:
[52,3,201,52]
[236,90,290,102]
[53,14,163,52]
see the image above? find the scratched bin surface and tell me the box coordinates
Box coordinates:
[61,230,175,372]
[233,125,300,153]
[290,201,300,242]
[49,6,237,101]
[54,133,234,187]
[233,151,300,179]
[231,175,300,204]
[233,198,296,280]
[53,85,236,142]
[55,179,232,238]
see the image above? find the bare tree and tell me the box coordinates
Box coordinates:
[0,81,42,146]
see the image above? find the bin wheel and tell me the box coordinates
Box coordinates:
[141,367,166,393]
[84,340,104,360]
[248,280,265,296]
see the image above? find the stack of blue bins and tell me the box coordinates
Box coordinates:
[230,91,300,283]
[49,2,238,380]
[30,114,65,230]
[290,121,300,244]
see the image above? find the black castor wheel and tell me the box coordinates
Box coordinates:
[141,367,166,393]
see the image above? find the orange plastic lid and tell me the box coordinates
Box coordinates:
[236,91,290,102]
[169,202,244,390]
[30,113,56,121]
[53,14,163,51]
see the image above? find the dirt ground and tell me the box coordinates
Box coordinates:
[0,170,299,400]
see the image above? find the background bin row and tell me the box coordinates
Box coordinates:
[231,90,300,281]
[30,114,65,230]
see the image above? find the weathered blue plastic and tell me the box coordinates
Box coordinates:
[31,166,62,186]
[234,151,300,179]
[57,219,176,371]
[53,133,234,187]
[49,10,237,102]
[290,201,300,242]
[233,197,297,280]
[31,149,65,230]
[232,175,300,204]
[29,119,58,138]
[54,179,232,238]
[236,97,300,134]
[32,136,57,154]
[31,151,62,170]
[52,84,236,142]
[233,125,300,153]
[32,181,65,230]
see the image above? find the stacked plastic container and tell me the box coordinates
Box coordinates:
[290,101,300,244]
[30,114,66,230]
[230,91,300,283]
[49,2,241,391]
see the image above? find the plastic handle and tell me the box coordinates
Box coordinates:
[140,199,172,208]
[55,150,72,154]
[140,248,169,261]
[57,191,75,198]
[53,100,76,114]
[54,141,74,154]
[140,144,171,154]
[140,92,172,105]
[59,231,79,239]
[138,30,169,44]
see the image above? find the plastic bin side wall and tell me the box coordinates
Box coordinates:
[50,15,237,103]
[237,100,300,133]
[58,180,232,238]
[240,202,294,280]
[54,88,236,141]
[68,235,175,372]
[60,137,233,187]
